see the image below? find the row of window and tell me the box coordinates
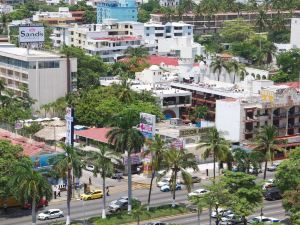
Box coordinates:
[0,56,60,69]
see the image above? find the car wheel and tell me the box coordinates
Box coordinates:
[87,197,91,200]
[116,209,121,213]
[45,217,49,220]
[59,214,64,218]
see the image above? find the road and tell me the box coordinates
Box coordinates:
[0,170,286,225]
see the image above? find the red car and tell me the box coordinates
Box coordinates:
[23,199,48,209]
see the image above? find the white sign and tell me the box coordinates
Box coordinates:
[19,26,45,43]
[140,113,156,139]
[15,122,23,130]
[65,107,73,146]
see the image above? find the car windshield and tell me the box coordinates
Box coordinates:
[43,211,50,214]
[115,201,124,205]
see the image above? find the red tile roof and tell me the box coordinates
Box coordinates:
[147,55,179,66]
[75,127,111,143]
[280,82,300,88]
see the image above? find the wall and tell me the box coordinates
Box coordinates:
[216,99,242,142]
[291,18,300,49]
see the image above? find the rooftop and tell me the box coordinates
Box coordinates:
[75,127,111,144]
[148,55,179,66]
[0,47,63,58]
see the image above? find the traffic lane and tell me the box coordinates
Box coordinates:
[158,200,285,225]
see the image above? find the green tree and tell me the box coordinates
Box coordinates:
[254,125,283,180]
[210,57,231,81]
[189,196,206,225]
[189,105,208,123]
[9,161,52,225]
[255,9,269,33]
[160,148,199,207]
[83,10,96,23]
[84,145,120,218]
[143,134,167,210]
[221,171,263,225]
[51,144,82,225]
[220,18,255,43]
[276,49,300,81]
[270,70,290,83]
[131,204,149,225]
[198,128,230,179]
[226,60,246,84]
[106,110,145,213]
[233,148,264,174]
[275,148,300,192]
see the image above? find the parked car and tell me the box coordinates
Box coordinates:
[267,164,279,172]
[157,177,171,187]
[264,187,282,201]
[80,190,103,201]
[249,167,262,175]
[146,222,169,225]
[108,199,128,213]
[221,214,242,224]
[85,164,95,172]
[109,196,140,209]
[38,209,64,220]
[111,169,123,179]
[211,208,232,218]
[248,216,280,224]
[188,188,208,197]
[23,198,48,209]
[160,184,181,192]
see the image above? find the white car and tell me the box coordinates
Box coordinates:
[248,216,280,224]
[188,189,208,197]
[38,209,64,220]
[85,164,95,171]
[211,208,231,218]
[157,177,171,187]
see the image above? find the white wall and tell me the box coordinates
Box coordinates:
[216,99,242,142]
[291,18,300,49]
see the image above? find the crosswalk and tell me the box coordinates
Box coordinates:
[110,181,150,193]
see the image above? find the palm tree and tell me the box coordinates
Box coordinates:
[51,143,82,225]
[254,125,283,180]
[41,103,51,117]
[210,57,231,81]
[256,9,269,33]
[143,134,166,210]
[1,15,8,35]
[189,196,206,225]
[9,161,52,225]
[131,204,150,225]
[197,128,230,179]
[84,145,120,218]
[226,60,246,84]
[160,148,199,207]
[261,41,277,66]
[194,54,205,63]
[118,77,133,103]
[125,46,149,59]
[106,110,145,213]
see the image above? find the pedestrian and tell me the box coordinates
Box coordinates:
[106,186,110,196]
[137,167,141,175]
[54,190,57,199]
[89,177,92,185]
[117,174,121,182]
[57,187,61,197]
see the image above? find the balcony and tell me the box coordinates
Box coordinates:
[273,112,287,119]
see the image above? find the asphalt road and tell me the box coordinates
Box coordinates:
[0,171,286,225]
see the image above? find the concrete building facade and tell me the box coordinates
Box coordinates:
[0,47,77,110]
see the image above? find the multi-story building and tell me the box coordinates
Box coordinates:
[0,4,13,14]
[0,46,77,110]
[32,7,84,26]
[50,25,71,48]
[96,0,137,23]
[216,81,300,145]
[150,10,300,35]
[67,20,154,62]
[2,0,24,5]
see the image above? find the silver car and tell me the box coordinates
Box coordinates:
[38,209,64,220]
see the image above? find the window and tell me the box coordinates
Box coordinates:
[38,61,60,69]
[146,33,149,36]
[174,33,182,36]
[155,33,163,37]
[155,27,164,30]
[146,27,150,30]
[125,25,128,28]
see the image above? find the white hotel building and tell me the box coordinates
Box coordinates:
[0,46,77,110]
[51,20,203,62]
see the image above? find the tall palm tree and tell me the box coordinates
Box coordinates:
[51,144,82,225]
[41,103,51,117]
[118,77,133,103]
[226,60,246,84]
[106,110,145,213]
[254,125,283,180]
[1,15,8,35]
[160,148,199,207]
[84,145,120,218]
[197,128,230,179]
[255,9,268,50]
[143,134,166,210]
[210,57,231,81]
[261,41,277,65]
[125,46,149,59]
[9,161,52,225]
[194,54,205,63]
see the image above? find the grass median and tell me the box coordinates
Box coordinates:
[89,204,188,225]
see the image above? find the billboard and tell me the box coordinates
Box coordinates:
[19,26,45,43]
[65,107,74,146]
[140,113,156,139]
